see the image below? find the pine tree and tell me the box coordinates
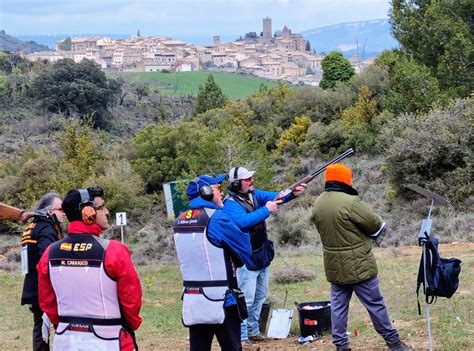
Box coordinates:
[195,74,227,114]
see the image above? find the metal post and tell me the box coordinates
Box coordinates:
[120,225,124,243]
[423,241,433,351]
[407,185,448,351]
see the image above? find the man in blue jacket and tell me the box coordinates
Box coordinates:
[224,167,306,345]
[173,174,253,351]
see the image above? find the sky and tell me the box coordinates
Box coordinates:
[1,0,391,37]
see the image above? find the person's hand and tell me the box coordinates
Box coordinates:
[292,183,307,196]
[19,211,35,224]
[265,200,281,213]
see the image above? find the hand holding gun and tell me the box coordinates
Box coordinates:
[276,148,354,200]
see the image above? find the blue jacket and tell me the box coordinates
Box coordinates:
[223,189,295,231]
[188,197,252,306]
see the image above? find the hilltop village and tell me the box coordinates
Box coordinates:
[27,18,372,85]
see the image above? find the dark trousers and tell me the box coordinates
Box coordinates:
[189,305,242,351]
[30,304,49,351]
[330,276,400,347]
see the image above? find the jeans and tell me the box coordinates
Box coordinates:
[330,276,400,347]
[237,265,269,341]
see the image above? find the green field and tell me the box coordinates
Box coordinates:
[110,71,279,98]
[1,244,473,350]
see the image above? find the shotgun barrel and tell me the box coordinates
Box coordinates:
[277,148,354,199]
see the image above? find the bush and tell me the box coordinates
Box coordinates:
[273,266,315,284]
[271,205,319,246]
[381,98,473,207]
[132,210,175,265]
[301,120,347,157]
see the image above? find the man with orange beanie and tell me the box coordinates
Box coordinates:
[311,164,411,351]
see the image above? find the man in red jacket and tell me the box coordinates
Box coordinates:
[37,187,142,351]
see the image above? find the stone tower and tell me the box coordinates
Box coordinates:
[263,17,272,39]
[214,35,221,46]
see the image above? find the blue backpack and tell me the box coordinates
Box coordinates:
[416,235,462,314]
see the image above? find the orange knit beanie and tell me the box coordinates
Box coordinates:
[325,163,352,185]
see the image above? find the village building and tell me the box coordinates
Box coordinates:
[31,17,329,83]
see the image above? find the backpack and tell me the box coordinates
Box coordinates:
[416,234,462,315]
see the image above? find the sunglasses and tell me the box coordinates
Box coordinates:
[95,204,106,211]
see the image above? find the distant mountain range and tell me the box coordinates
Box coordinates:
[0,30,51,53]
[302,19,399,59]
[6,19,399,59]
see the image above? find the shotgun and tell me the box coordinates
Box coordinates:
[0,203,35,224]
[277,148,354,199]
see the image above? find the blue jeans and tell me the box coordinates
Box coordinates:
[237,266,269,341]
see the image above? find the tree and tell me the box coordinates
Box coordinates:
[58,37,72,51]
[132,81,150,100]
[320,51,355,90]
[195,74,227,114]
[244,32,258,39]
[31,59,119,126]
[131,122,224,192]
[381,57,441,114]
[390,0,474,97]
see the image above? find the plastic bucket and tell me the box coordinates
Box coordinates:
[295,301,331,337]
[259,301,272,334]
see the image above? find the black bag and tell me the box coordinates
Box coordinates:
[245,239,275,271]
[416,235,462,315]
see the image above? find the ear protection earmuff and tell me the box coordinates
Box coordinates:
[229,167,242,193]
[78,189,96,225]
[191,178,215,201]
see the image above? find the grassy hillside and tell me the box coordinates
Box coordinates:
[1,244,472,350]
[111,71,278,98]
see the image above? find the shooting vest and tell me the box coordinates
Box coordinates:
[173,208,228,326]
[226,192,275,271]
[47,234,125,351]
[227,192,268,250]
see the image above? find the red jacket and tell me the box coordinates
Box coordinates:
[37,222,142,330]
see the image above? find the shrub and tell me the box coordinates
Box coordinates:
[301,120,347,157]
[381,98,473,208]
[271,205,319,246]
[276,115,311,153]
[132,210,175,265]
[273,266,315,284]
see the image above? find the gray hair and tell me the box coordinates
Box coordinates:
[35,192,61,216]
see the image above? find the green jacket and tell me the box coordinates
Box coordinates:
[311,187,384,284]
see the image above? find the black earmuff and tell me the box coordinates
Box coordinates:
[230,167,242,193]
[78,188,96,224]
[191,178,214,201]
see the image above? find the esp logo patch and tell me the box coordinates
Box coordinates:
[73,243,93,252]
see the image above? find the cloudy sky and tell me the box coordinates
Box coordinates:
[2,0,390,36]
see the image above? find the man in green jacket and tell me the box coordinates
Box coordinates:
[311,164,411,351]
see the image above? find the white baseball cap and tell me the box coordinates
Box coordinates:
[229,167,255,182]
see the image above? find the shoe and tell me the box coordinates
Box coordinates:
[242,340,259,351]
[387,341,413,350]
[336,344,351,351]
[248,333,266,342]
